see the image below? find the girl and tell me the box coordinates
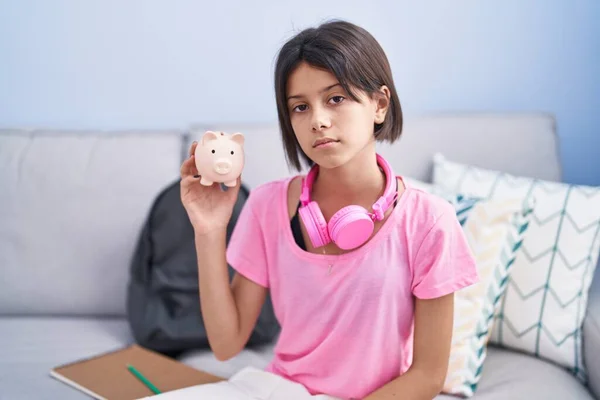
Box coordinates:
[177,19,478,400]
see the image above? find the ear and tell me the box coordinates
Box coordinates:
[231,132,245,145]
[374,85,391,124]
[201,131,219,145]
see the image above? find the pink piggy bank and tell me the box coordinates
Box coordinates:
[194,131,245,187]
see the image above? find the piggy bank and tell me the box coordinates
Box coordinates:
[194,131,245,187]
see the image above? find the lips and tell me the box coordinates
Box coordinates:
[313,138,339,148]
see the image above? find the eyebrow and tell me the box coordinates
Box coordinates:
[287,83,342,101]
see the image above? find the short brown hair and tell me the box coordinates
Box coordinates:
[274,19,403,172]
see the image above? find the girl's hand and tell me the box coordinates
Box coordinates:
[180,141,242,236]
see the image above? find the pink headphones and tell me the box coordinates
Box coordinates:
[299,154,398,251]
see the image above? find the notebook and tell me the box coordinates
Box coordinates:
[50,344,225,400]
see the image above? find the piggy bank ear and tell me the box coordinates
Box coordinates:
[201,131,219,145]
[231,132,245,145]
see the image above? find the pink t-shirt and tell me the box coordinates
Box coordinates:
[225,176,479,399]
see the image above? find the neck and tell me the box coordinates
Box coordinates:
[312,146,387,205]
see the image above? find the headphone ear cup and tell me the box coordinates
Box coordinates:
[329,205,375,250]
[298,201,330,248]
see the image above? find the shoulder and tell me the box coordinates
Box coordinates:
[402,183,479,297]
[401,183,456,232]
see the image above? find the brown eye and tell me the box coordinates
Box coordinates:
[211,150,215,154]
[294,104,307,112]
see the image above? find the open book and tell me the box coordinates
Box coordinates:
[50,344,225,400]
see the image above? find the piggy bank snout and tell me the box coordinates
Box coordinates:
[213,158,233,175]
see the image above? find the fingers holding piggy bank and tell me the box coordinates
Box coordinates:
[194,131,245,187]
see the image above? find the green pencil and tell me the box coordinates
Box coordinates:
[127,364,162,394]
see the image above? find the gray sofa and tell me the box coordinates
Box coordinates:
[1,113,598,399]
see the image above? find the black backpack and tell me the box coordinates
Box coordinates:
[126,179,280,358]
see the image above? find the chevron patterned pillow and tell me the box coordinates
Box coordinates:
[442,192,534,397]
[405,178,534,397]
[432,153,600,384]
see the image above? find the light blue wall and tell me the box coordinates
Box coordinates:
[1,1,599,185]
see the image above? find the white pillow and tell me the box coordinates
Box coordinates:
[432,153,600,383]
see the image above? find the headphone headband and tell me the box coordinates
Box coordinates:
[300,154,397,221]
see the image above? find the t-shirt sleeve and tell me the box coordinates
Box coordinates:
[226,192,269,288]
[411,208,479,299]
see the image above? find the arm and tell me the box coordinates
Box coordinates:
[180,140,268,361]
[584,267,600,399]
[364,293,454,400]
[196,229,268,361]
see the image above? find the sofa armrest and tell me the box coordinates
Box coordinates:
[584,262,600,400]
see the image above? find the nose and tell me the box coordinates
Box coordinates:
[311,107,331,132]
[213,158,232,175]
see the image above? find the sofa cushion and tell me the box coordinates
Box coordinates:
[376,113,561,183]
[1,317,593,399]
[0,316,135,399]
[0,129,182,316]
[439,346,595,399]
[180,345,594,399]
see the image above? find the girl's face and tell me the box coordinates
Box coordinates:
[286,61,389,170]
